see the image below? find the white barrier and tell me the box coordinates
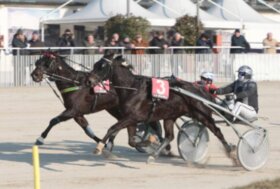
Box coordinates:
[0,53,279,87]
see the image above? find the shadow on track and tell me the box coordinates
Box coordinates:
[0,140,242,172]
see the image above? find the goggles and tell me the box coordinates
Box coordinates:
[238,72,246,76]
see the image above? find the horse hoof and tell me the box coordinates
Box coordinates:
[226,143,237,153]
[106,142,114,152]
[93,148,102,156]
[147,156,155,164]
[35,137,44,145]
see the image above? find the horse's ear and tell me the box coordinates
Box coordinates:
[104,51,114,60]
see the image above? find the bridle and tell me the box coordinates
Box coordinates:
[90,57,138,92]
[38,54,81,85]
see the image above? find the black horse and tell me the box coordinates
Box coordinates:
[30,52,160,151]
[87,54,235,162]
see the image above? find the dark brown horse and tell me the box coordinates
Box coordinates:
[87,54,235,162]
[30,52,160,151]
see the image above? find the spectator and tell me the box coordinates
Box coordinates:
[131,34,148,54]
[0,35,3,48]
[83,34,97,54]
[170,32,185,54]
[104,37,120,55]
[112,33,121,46]
[12,29,29,55]
[28,31,44,55]
[262,32,279,54]
[56,29,75,54]
[195,33,213,54]
[149,31,169,54]
[120,36,132,54]
[230,29,250,54]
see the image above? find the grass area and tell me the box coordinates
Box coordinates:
[233,178,280,189]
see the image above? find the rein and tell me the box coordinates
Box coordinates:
[113,86,138,91]
[45,73,80,85]
[45,79,64,105]
[64,57,91,71]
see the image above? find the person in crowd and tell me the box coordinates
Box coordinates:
[56,29,75,54]
[104,37,120,55]
[83,34,97,54]
[112,33,121,46]
[0,35,4,48]
[131,34,148,54]
[194,71,218,97]
[262,32,280,54]
[230,29,250,54]
[170,32,185,54]
[28,31,44,55]
[210,65,258,122]
[195,33,213,54]
[149,31,169,54]
[12,29,29,55]
[120,36,132,54]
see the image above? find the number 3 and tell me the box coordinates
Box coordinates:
[156,80,166,95]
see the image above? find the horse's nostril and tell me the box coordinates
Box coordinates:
[86,80,92,87]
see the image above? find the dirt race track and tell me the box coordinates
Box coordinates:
[0,82,280,189]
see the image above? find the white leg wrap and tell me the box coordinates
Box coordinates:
[96,142,105,152]
[86,126,95,137]
[37,137,44,143]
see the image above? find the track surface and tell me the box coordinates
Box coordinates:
[0,82,280,189]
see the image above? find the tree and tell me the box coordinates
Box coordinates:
[104,14,150,40]
[173,15,203,46]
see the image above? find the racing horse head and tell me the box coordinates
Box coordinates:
[31,51,77,83]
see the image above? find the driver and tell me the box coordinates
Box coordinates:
[195,71,218,97]
[211,65,258,122]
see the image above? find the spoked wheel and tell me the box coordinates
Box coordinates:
[134,122,162,154]
[237,128,269,171]
[177,120,209,163]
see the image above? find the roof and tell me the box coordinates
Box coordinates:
[43,0,175,27]
[207,0,279,28]
[147,0,242,29]
[0,0,90,6]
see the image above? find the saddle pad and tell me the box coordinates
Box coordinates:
[152,78,169,100]
[93,80,110,94]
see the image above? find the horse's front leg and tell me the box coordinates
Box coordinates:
[147,119,175,162]
[35,110,74,145]
[74,116,102,143]
[94,118,135,155]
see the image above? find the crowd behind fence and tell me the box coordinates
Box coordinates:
[0,47,280,87]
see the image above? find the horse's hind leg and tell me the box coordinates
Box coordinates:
[35,110,74,145]
[198,114,234,153]
[148,119,175,162]
[74,116,102,143]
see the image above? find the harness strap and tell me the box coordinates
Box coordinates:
[60,86,81,94]
[45,79,64,105]
[91,95,99,112]
[146,98,157,123]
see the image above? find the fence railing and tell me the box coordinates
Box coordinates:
[2,45,279,56]
[0,53,280,87]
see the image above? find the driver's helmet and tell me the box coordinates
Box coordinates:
[200,71,214,84]
[237,65,253,81]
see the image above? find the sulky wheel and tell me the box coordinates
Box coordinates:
[177,120,209,163]
[134,121,162,154]
[237,128,269,171]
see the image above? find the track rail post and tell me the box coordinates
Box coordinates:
[32,145,41,189]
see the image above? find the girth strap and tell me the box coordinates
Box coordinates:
[60,86,81,94]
